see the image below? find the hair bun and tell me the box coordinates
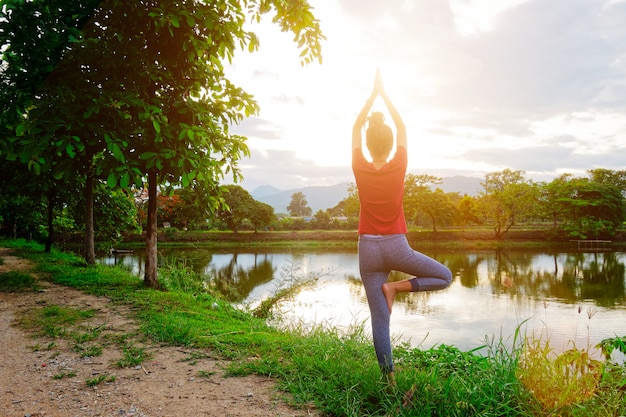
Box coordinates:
[367,112,385,126]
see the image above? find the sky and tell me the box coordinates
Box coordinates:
[225,0,626,193]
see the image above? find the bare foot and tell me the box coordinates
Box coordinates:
[382,282,396,314]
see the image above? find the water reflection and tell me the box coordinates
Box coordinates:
[101,248,626,356]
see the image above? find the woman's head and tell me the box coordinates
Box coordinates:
[365,112,393,161]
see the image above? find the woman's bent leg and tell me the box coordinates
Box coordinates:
[384,235,452,291]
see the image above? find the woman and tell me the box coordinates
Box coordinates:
[352,70,453,380]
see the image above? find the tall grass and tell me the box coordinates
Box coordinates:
[2,238,625,416]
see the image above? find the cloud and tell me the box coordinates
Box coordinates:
[462,142,626,175]
[232,117,283,141]
[225,0,626,190]
[234,149,353,192]
[435,0,626,116]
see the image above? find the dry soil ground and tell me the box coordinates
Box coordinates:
[0,248,318,417]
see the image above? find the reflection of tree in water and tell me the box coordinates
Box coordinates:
[486,250,539,301]
[482,250,626,307]
[561,252,626,307]
[345,272,438,315]
[447,252,485,288]
[207,253,276,302]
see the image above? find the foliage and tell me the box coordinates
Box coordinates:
[333,182,360,219]
[477,169,539,239]
[598,336,626,363]
[1,0,324,282]
[456,195,482,229]
[287,191,312,217]
[517,335,603,410]
[158,257,209,294]
[217,185,255,232]
[402,175,457,231]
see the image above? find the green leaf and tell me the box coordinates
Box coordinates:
[120,172,130,188]
[107,173,118,188]
[15,122,26,136]
[66,144,76,158]
[152,118,161,134]
[140,152,157,160]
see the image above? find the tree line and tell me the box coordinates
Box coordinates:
[151,168,626,240]
[0,0,324,288]
[3,166,625,246]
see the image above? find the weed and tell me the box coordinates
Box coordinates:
[18,305,96,338]
[517,306,607,413]
[53,371,77,380]
[115,344,152,368]
[74,343,104,358]
[71,323,106,343]
[158,257,207,294]
[598,335,626,364]
[30,341,56,352]
[198,369,215,378]
[85,374,115,387]
[517,336,602,409]
[252,262,321,319]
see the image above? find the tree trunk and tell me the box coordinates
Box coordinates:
[45,190,55,253]
[84,171,96,264]
[144,170,161,289]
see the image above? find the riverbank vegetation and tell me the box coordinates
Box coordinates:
[2,239,625,416]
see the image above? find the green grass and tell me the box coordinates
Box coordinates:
[0,270,38,292]
[2,238,625,416]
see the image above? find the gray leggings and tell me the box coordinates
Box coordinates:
[358,234,453,373]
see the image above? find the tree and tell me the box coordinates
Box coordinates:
[403,174,455,231]
[588,168,626,197]
[69,183,141,248]
[287,191,312,217]
[217,185,256,233]
[312,209,332,229]
[477,169,539,239]
[558,177,624,239]
[249,201,275,232]
[456,195,481,229]
[1,0,324,288]
[332,183,359,219]
[539,174,574,229]
[0,0,105,261]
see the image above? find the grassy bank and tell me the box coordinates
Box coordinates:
[2,239,625,416]
[116,228,626,252]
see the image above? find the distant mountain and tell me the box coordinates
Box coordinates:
[252,183,351,214]
[251,176,482,214]
[250,185,283,198]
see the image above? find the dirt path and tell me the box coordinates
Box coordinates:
[0,248,318,417]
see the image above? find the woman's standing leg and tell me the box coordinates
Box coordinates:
[358,236,394,374]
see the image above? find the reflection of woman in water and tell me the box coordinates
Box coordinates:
[351,70,453,381]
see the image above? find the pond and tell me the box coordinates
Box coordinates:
[100,247,626,360]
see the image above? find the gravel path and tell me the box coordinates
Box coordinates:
[0,248,318,417]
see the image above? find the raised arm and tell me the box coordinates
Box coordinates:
[379,87,407,149]
[352,73,379,150]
